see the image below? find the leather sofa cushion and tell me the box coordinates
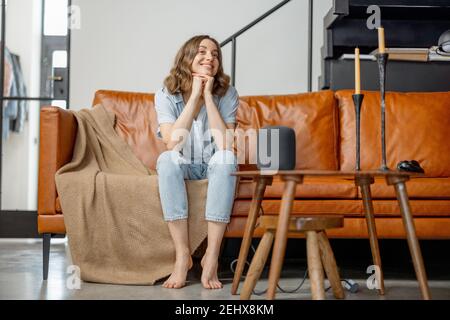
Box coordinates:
[92,90,167,170]
[236,91,339,170]
[232,199,450,217]
[364,177,450,199]
[236,176,357,199]
[225,216,450,239]
[93,90,340,172]
[336,90,450,177]
[232,199,361,216]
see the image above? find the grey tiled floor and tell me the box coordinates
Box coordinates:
[1,238,450,300]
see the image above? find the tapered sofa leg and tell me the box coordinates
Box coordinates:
[43,233,52,280]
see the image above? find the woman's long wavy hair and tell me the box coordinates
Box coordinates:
[164,35,230,97]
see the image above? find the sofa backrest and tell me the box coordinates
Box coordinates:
[236,91,339,170]
[335,90,450,177]
[95,88,450,176]
[93,89,340,171]
[93,90,166,170]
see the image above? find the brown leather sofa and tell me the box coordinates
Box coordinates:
[38,89,450,279]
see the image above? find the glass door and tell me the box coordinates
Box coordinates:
[0,0,71,237]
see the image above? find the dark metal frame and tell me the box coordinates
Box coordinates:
[0,1,6,214]
[40,36,70,102]
[220,0,314,92]
[0,0,71,238]
[376,52,389,171]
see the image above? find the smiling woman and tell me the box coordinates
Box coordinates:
[163,35,230,99]
[154,35,239,290]
[192,42,219,76]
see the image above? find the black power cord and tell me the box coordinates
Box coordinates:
[230,205,309,295]
[229,244,309,296]
[230,206,359,296]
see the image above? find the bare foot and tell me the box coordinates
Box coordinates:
[163,251,193,289]
[201,252,222,289]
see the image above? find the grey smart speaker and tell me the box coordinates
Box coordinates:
[257,126,296,171]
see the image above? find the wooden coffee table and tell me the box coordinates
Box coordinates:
[230,170,431,300]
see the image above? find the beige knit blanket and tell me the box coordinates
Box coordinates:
[55,104,208,285]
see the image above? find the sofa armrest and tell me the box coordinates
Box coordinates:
[38,107,77,215]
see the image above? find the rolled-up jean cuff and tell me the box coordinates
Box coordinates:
[205,216,230,223]
[164,215,188,222]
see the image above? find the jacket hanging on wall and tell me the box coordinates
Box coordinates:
[3,46,29,140]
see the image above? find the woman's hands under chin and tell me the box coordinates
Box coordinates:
[191,75,205,99]
[192,73,214,98]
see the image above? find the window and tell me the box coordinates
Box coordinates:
[52,50,67,68]
[44,0,68,36]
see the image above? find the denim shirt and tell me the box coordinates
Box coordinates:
[154,85,239,164]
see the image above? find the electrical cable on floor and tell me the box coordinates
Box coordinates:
[229,244,309,296]
[230,206,359,295]
[230,253,359,296]
[229,206,309,295]
[325,279,359,293]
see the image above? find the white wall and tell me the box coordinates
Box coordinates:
[2,0,42,210]
[70,0,333,109]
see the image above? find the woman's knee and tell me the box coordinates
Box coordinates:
[156,150,183,173]
[208,149,237,168]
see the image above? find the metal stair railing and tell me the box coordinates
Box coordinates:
[220,0,313,92]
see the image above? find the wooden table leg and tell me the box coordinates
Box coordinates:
[307,231,326,300]
[317,230,345,299]
[266,176,302,300]
[231,176,272,295]
[386,175,431,300]
[240,229,275,300]
[356,175,385,295]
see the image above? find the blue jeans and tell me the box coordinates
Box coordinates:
[156,150,238,223]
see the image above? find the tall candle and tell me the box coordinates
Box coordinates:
[355,47,361,94]
[378,27,386,53]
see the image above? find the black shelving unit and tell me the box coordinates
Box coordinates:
[320,0,450,91]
